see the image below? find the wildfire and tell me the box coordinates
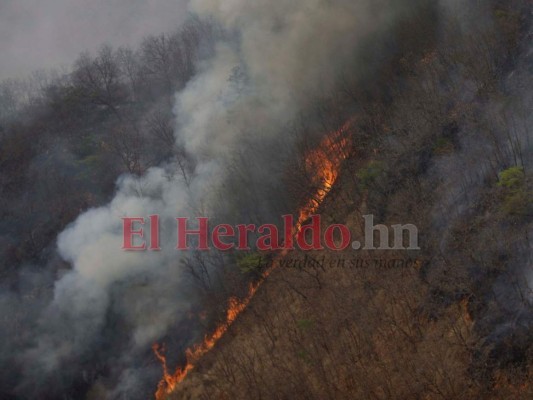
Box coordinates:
[297,121,351,228]
[153,280,263,399]
[153,122,351,399]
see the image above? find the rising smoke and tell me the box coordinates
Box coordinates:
[3,0,512,398]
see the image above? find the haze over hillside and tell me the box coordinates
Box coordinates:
[0,1,531,399]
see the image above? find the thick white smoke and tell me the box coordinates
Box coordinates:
[20,0,436,397]
[21,168,194,395]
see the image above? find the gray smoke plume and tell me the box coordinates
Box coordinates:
[13,0,442,398]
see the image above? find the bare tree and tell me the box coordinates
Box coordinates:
[106,122,145,175]
[72,45,125,114]
[116,46,144,102]
[145,108,192,186]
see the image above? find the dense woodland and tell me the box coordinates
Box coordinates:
[0,18,216,276]
[170,1,533,398]
[0,0,531,399]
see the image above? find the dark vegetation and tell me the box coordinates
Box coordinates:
[169,1,533,398]
[0,0,531,399]
[0,18,216,277]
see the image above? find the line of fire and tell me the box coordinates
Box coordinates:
[152,122,352,399]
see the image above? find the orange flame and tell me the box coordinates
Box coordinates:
[153,281,263,399]
[153,122,351,399]
[297,121,351,228]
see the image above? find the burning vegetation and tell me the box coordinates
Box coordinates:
[153,123,352,399]
[296,122,352,229]
[0,1,531,400]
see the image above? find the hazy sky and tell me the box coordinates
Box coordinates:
[0,0,189,81]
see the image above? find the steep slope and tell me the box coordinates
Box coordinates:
[163,3,533,397]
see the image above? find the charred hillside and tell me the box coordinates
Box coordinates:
[0,1,531,399]
[165,1,533,399]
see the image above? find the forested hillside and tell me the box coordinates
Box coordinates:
[166,1,533,398]
[0,18,215,275]
[0,1,531,399]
